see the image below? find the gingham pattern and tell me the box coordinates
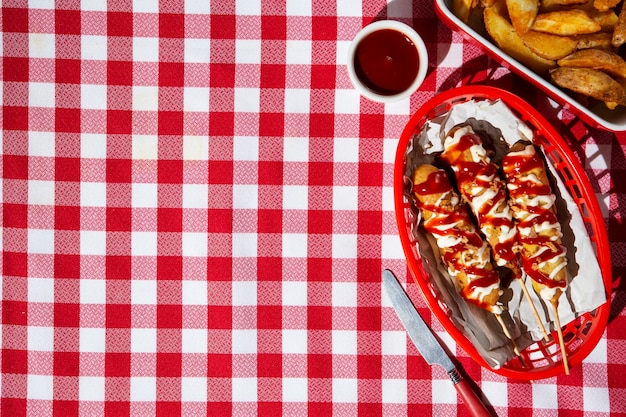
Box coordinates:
[2,1,625,416]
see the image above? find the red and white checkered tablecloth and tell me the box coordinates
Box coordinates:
[2,1,625,416]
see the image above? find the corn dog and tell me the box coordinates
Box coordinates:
[501,141,568,303]
[440,125,521,277]
[412,164,504,314]
[501,140,569,373]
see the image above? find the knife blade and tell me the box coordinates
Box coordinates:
[382,269,493,417]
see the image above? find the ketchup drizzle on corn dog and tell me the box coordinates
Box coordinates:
[501,143,568,292]
[440,127,520,272]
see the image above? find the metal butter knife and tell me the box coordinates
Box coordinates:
[382,269,493,417]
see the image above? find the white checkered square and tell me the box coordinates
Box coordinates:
[185,39,211,65]
[81,182,107,207]
[80,0,106,11]
[82,84,107,110]
[181,377,208,402]
[234,88,260,112]
[381,234,405,259]
[28,181,55,205]
[132,184,158,208]
[233,184,258,209]
[80,231,106,255]
[282,329,307,354]
[232,378,258,402]
[337,0,362,16]
[79,377,106,401]
[439,42,464,68]
[132,86,159,111]
[184,0,211,13]
[382,379,407,403]
[332,186,358,210]
[282,281,307,306]
[182,280,207,305]
[132,0,159,13]
[28,277,54,302]
[232,233,257,257]
[232,281,257,306]
[133,37,159,62]
[232,329,257,354]
[28,326,54,351]
[28,375,53,400]
[583,387,611,412]
[132,232,158,256]
[283,137,308,162]
[286,40,312,64]
[184,87,210,112]
[131,328,157,353]
[29,33,55,58]
[182,184,208,208]
[332,379,358,403]
[385,98,411,115]
[282,233,307,258]
[235,39,261,64]
[334,89,360,114]
[28,131,55,157]
[284,89,311,113]
[182,329,208,353]
[332,330,357,355]
[286,1,311,16]
[432,379,457,404]
[182,232,208,257]
[482,381,508,407]
[236,0,261,15]
[183,136,208,161]
[282,185,308,210]
[130,377,157,401]
[80,328,106,353]
[29,83,55,108]
[82,35,108,60]
[233,136,259,161]
[31,0,55,9]
[132,135,158,160]
[282,378,307,402]
[332,282,357,307]
[381,331,406,355]
[131,280,157,304]
[80,279,106,304]
[532,383,558,409]
[333,138,359,163]
[332,234,357,259]
[81,134,107,159]
[28,229,54,254]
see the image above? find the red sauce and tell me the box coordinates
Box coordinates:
[441,133,518,266]
[502,147,567,289]
[354,29,419,96]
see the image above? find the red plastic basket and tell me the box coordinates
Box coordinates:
[394,86,612,380]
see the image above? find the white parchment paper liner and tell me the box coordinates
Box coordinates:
[405,99,606,368]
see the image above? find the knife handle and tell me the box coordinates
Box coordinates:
[449,369,493,417]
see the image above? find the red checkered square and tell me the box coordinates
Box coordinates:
[107,12,133,37]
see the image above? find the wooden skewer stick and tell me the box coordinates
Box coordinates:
[551,300,570,375]
[495,313,523,358]
[517,277,550,342]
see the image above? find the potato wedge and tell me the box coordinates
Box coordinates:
[550,66,626,105]
[589,9,618,31]
[453,0,479,22]
[522,30,578,59]
[540,0,589,11]
[531,10,602,35]
[484,7,557,73]
[593,0,621,13]
[612,4,626,47]
[575,31,614,49]
[506,0,538,34]
[557,48,626,78]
